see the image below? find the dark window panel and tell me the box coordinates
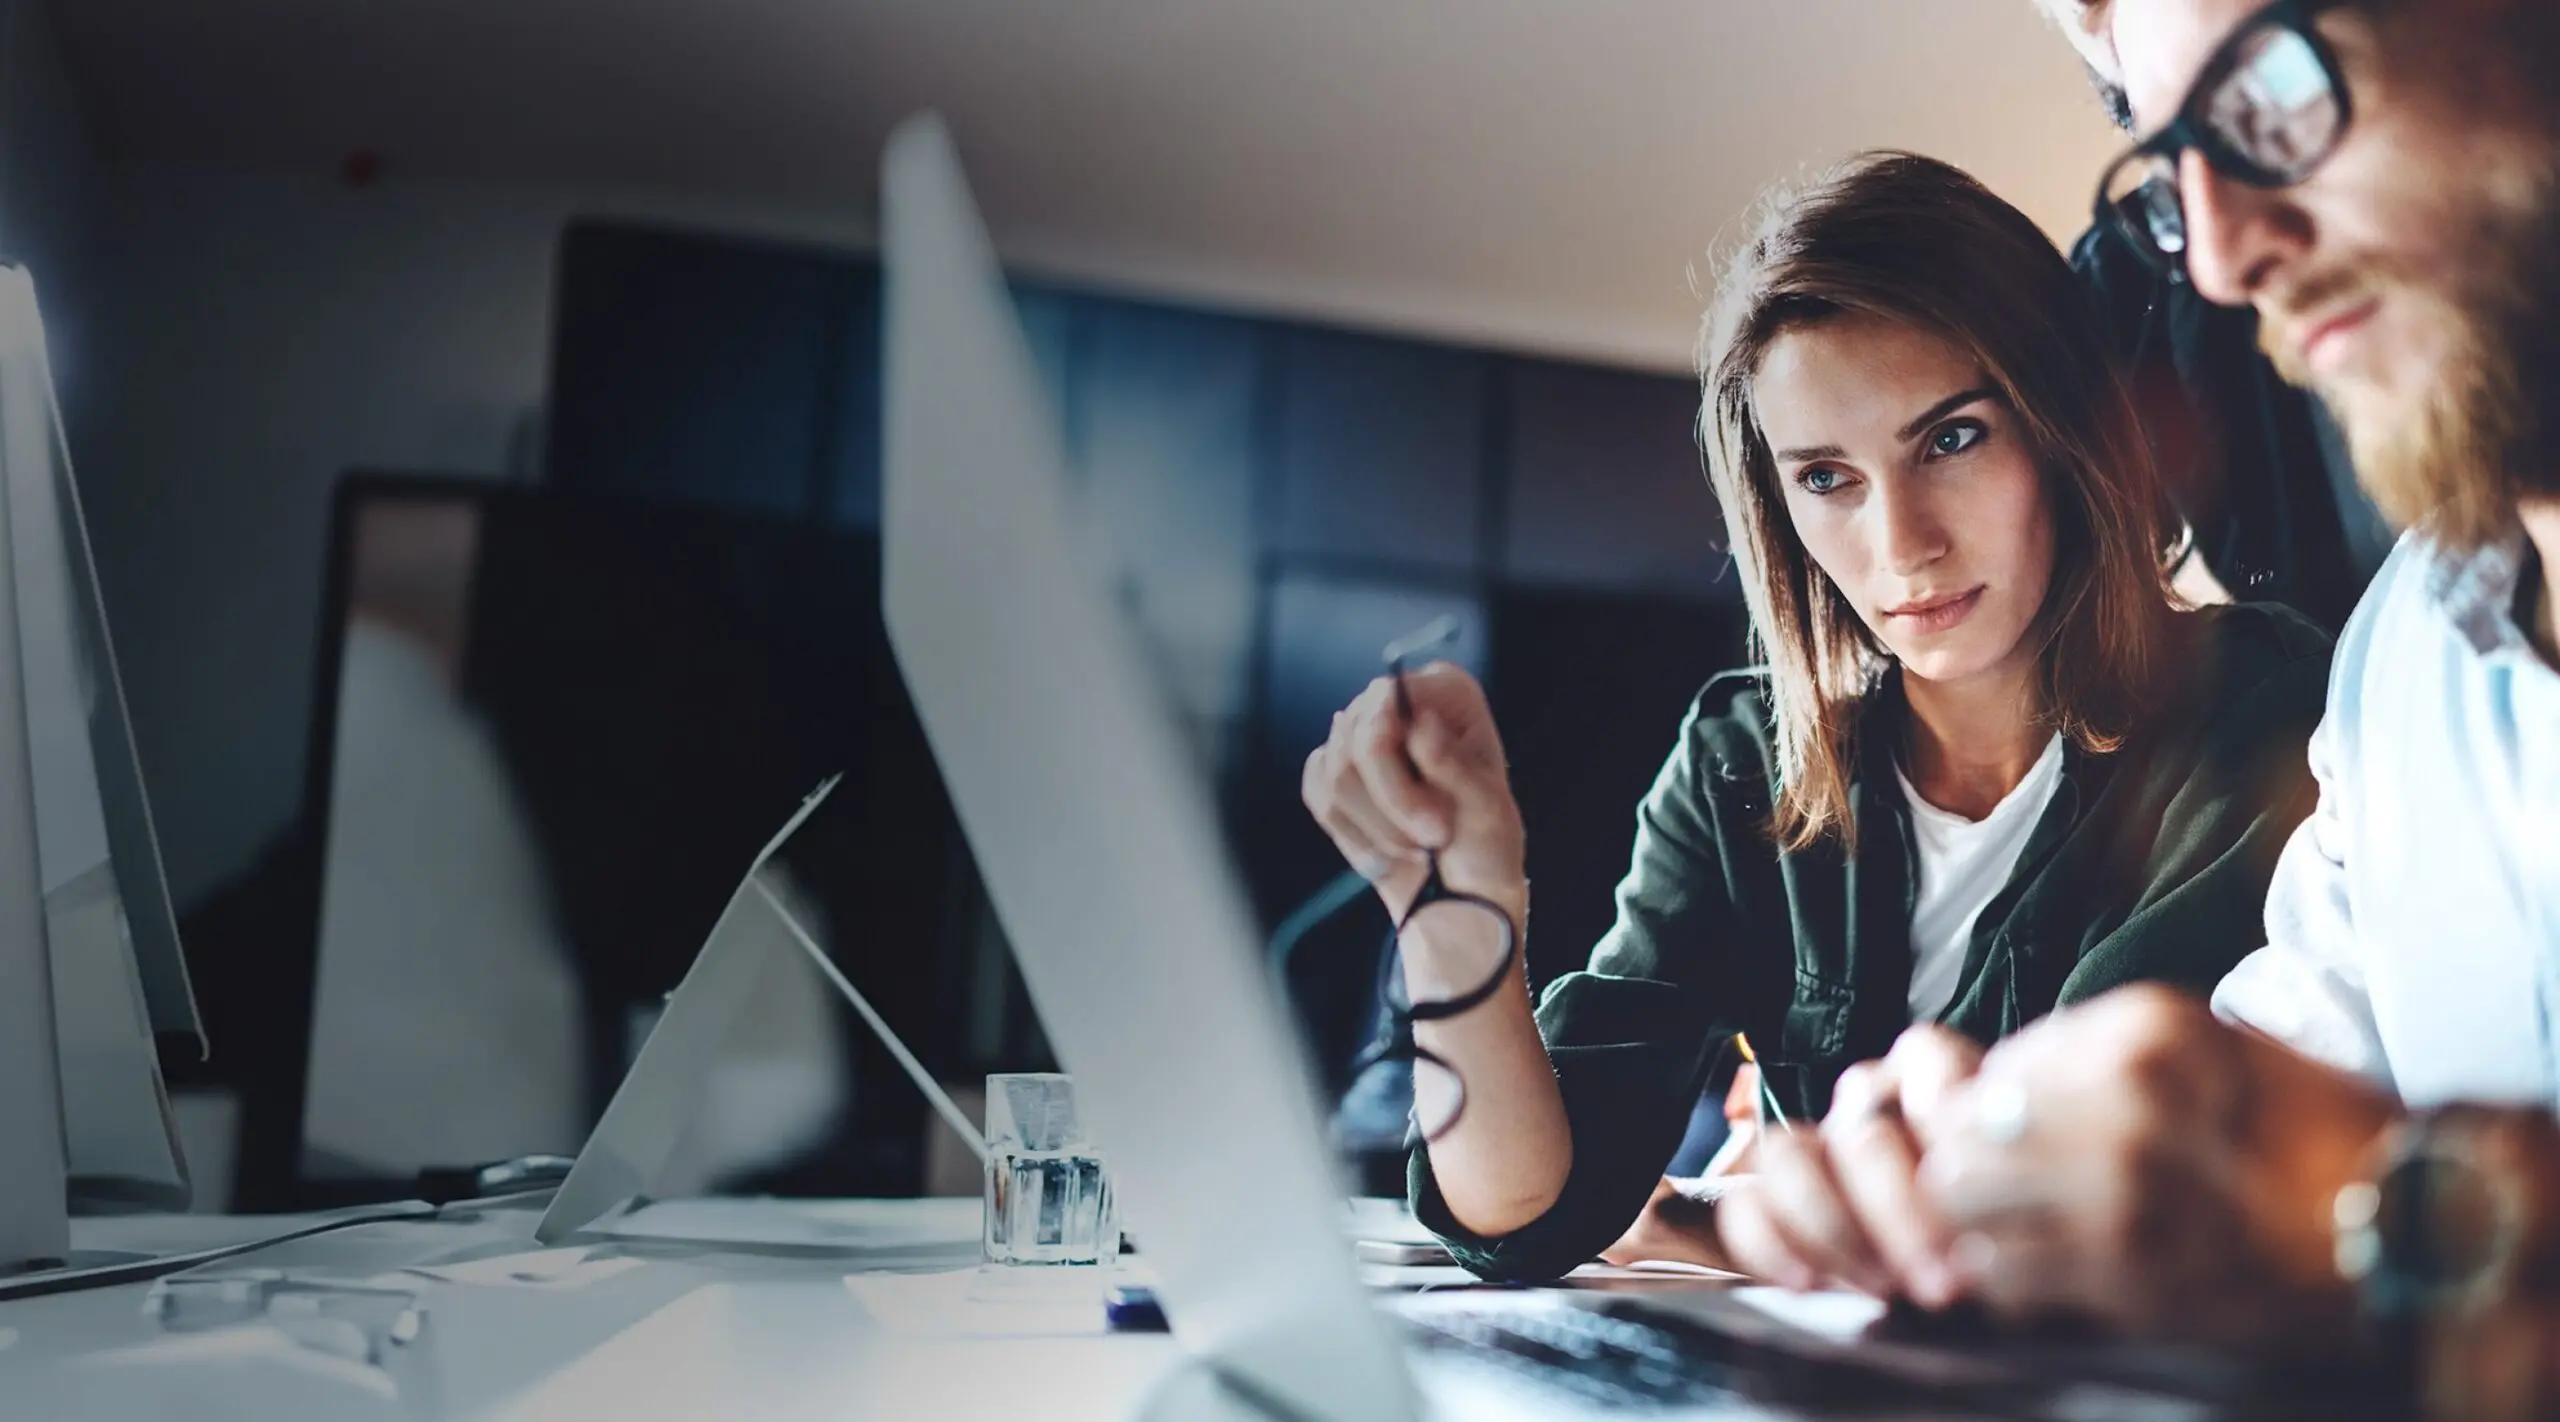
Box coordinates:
[1488,586,1751,989]
[828,267,884,528]
[1259,572,1487,778]
[1505,361,1732,598]
[1272,330,1487,571]
[1071,299,1264,763]
[547,221,856,518]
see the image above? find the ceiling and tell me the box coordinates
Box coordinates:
[51,0,2126,371]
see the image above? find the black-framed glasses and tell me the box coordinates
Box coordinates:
[2094,0,2353,278]
[1268,616,1519,1149]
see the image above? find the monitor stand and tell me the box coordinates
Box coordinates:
[536,779,844,1245]
[0,264,202,1282]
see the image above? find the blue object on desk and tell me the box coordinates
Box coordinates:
[1105,1283,1168,1332]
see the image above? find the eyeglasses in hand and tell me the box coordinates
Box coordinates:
[1270,616,1520,1149]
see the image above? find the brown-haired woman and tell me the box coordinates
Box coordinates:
[1298,152,2331,1296]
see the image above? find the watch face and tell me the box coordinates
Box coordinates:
[2373,1146,2522,1306]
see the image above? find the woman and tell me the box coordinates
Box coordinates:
[1298,153,2331,1293]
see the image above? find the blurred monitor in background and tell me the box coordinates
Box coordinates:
[299,492,592,1181]
[196,475,1043,1211]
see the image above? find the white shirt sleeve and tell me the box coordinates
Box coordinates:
[2209,705,2396,1091]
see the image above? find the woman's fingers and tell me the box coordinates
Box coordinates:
[1713,1178,1825,1291]
[1346,685,1455,848]
[1305,726,1425,867]
[1747,1130,1894,1296]
[1821,1061,1957,1306]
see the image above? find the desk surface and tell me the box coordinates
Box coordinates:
[0,1198,2346,1422]
[0,1196,1190,1422]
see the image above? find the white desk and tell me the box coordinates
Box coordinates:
[0,1197,1188,1422]
[0,1197,1773,1420]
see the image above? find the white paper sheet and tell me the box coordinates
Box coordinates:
[842,1265,1127,1339]
[398,1246,645,1290]
[599,1195,983,1253]
[1729,1286,1887,1342]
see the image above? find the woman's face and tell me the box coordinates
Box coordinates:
[1754,312,2057,690]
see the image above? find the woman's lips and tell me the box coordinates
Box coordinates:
[1884,586,1985,635]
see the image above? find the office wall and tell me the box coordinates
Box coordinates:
[75,163,881,908]
[74,156,1738,913]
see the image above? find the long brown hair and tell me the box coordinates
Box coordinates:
[1698,152,2175,852]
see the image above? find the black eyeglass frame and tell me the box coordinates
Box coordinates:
[2092,0,2355,278]
[1340,630,1523,1142]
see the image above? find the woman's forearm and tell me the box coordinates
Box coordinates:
[1412,955,1574,1237]
[1407,882,1574,1238]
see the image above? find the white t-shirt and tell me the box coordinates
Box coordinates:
[1895,733,2065,1024]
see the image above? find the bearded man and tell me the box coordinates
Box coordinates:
[1886,0,2560,1411]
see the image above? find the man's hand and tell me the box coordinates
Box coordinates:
[1713,1026,1984,1303]
[1916,985,2398,1351]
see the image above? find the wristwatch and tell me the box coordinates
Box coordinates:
[2334,1110,2527,1320]
[2333,1108,2541,1418]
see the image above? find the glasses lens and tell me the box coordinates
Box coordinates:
[2207,24,2341,180]
[1389,897,1514,1014]
[2104,152,2187,267]
[1412,1054,1465,1139]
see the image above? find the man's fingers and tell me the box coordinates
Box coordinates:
[1916,1123,2074,1237]
[1945,1221,2100,1323]
[1822,1064,1957,1306]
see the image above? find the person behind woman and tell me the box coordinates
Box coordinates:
[1298,151,2332,1291]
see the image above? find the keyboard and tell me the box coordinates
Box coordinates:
[1399,1291,2413,1421]
[1400,1296,1818,1412]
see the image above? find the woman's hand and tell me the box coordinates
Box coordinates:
[1603,1174,1737,1270]
[1714,1027,1984,1305]
[1301,661,1526,924]
[1304,661,1563,1238]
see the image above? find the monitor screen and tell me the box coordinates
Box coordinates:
[287,478,1034,1203]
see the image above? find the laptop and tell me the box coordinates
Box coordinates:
[876,114,2351,1422]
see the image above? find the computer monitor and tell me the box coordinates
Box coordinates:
[0,265,202,1274]
[238,476,1023,1210]
[880,116,1416,1422]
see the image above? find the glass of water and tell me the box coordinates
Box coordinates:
[983,1073,1117,1267]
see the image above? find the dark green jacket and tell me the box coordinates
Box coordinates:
[1413,602,2332,1283]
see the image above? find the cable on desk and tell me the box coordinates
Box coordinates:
[0,1201,441,1303]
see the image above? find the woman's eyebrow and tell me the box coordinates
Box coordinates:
[1770,386,2001,465]
[1895,386,2001,442]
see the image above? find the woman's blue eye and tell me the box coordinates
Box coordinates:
[1928,420,1986,458]
[1800,467,1842,495]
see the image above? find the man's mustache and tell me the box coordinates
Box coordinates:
[2256,267,2381,381]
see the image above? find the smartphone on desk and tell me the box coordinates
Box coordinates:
[1105,1284,1169,1332]
[1354,1238,1455,1267]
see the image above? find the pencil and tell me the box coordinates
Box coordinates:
[1733,1032,1795,1135]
